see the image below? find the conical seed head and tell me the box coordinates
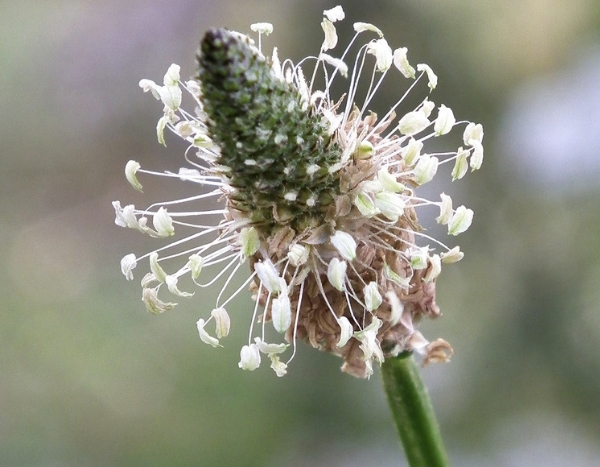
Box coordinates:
[197,28,341,232]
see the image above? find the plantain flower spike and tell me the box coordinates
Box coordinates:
[113,6,483,378]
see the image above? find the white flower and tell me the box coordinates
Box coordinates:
[398,110,430,136]
[452,147,469,181]
[375,192,405,221]
[337,316,354,348]
[163,64,180,86]
[441,246,464,263]
[159,84,182,111]
[254,260,282,294]
[424,254,442,282]
[393,47,415,79]
[353,22,383,37]
[125,160,143,192]
[165,275,193,297]
[354,192,378,217]
[353,317,384,373]
[327,257,347,292]
[321,19,338,51]
[143,288,176,314]
[156,116,169,146]
[174,121,194,138]
[115,5,482,379]
[239,227,260,257]
[269,354,288,377]
[254,337,288,354]
[402,138,423,166]
[324,6,345,22]
[270,47,283,81]
[357,140,374,159]
[363,282,382,312]
[417,63,438,91]
[112,201,143,231]
[250,23,273,35]
[153,207,174,237]
[410,246,429,270]
[319,53,348,77]
[413,154,439,185]
[384,263,410,288]
[254,337,288,355]
[436,193,453,225]
[367,38,393,72]
[139,79,161,99]
[120,254,137,280]
[448,206,474,236]
[288,244,310,267]
[420,99,435,117]
[197,318,220,347]
[238,344,261,371]
[211,307,230,338]
[149,252,167,283]
[271,295,292,333]
[377,167,404,193]
[187,254,204,280]
[434,105,456,136]
[470,140,484,170]
[385,291,404,326]
[330,230,357,261]
[463,122,484,146]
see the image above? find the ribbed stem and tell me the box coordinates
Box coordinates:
[381,352,450,467]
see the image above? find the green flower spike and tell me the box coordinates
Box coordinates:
[197,28,340,231]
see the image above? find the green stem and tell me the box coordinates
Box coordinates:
[381,352,450,467]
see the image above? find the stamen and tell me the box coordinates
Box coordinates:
[195,253,242,288]
[202,250,239,267]
[324,31,363,92]
[156,231,235,261]
[343,43,371,122]
[310,254,348,323]
[134,229,226,263]
[215,258,247,306]
[342,278,364,327]
[286,279,305,364]
[357,61,389,121]
[347,260,369,288]
[364,72,426,142]
[247,281,264,344]
[143,208,227,217]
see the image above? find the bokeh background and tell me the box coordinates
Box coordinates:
[3,0,600,465]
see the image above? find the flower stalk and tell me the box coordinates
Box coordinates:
[382,352,449,467]
[113,5,486,464]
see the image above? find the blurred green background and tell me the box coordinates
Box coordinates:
[3,0,600,465]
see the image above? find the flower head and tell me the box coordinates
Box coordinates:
[114,6,483,378]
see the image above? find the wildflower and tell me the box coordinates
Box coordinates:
[114,6,483,378]
[239,343,261,370]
